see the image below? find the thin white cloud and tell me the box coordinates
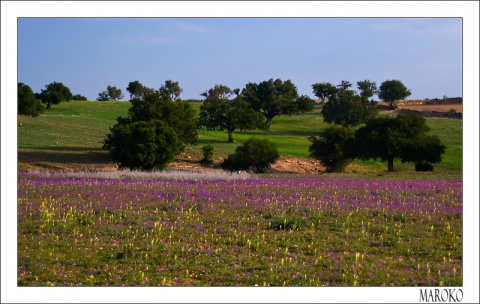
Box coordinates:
[167,20,219,34]
[371,18,461,37]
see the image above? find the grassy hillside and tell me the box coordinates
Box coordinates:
[17,100,462,173]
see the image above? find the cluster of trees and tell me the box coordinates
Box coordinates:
[19,77,446,173]
[18,81,74,116]
[102,83,197,170]
[308,80,445,172]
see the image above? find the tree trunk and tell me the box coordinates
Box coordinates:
[387,158,394,172]
[266,117,273,125]
[228,131,234,143]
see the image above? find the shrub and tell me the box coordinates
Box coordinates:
[201,145,214,164]
[415,162,434,172]
[103,120,183,170]
[221,137,279,173]
[309,126,356,173]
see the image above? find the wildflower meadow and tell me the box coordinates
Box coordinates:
[17,171,462,287]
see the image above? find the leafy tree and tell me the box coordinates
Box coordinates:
[309,125,356,173]
[200,84,234,99]
[107,85,124,101]
[321,89,378,127]
[96,91,110,101]
[312,82,338,103]
[377,79,411,109]
[127,92,198,145]
[337,80,353,91]
[39,81,72,109]
[18,82,45,117]
[198,92,268,143]
[160,80,183,101]
[400,135,446,171]
[241,78,299,124]
[221,137,279,173]
[72,94,87,101]
[296,95,315,113]
[354,113,444,172]
[356,79,377,99]
[102,119,183,170]
[126,80,144,100]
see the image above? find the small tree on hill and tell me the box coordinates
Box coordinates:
[312,82,338,103]
[221,137,279,173]
[18,82,45,117]
[39,81,72,109]
[356,79,377,99]
[198,88,268,143]
[72,94,87,101]
[160,80,183,101]
[97,91,110,101]
[321,86,378,127]
[241,78,299,124]
[107,85,124,101]
[126,80,144,100]
[377,79,411,109]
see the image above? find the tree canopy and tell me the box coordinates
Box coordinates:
[312,82,338,103]
[160,80,183,101]
[107,85,124,101]
[126,80,144,100]
[241,78,299,124]
[127,92,198,145]
[377,79,411,109]
[39,81,72,109]
[198,93,268,143]
[321,84,378,127]
[18,82,45,117]
[354,113,445,172]
[309,125,356,173]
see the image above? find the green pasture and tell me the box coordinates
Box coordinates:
[17,100,462,173]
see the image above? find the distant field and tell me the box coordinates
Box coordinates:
[399,104,462,113]
[17,100,462,173]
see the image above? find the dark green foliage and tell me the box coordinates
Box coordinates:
[296,95,315,113]
[201,145,214,164]
[72,94,87,101]
[198,93,268,143]
[107,85,124,101]
[128,92,198,145]
[200,84,234,99]
[39,81,73,109]
[415,162,434,172]
[160,80,183,101]
[126,80,144,100]
[356,79,377,99]
[309,126,356,173]
[96,91,110,101]
[321,89,378,127]
[355,113,445,172]
[312,82,338,102]
[102,120,183,170]
[18,82,45,117]
[241,78,299,124]
[221,137,279,173]
[377,79,411,109]
[401,135,446,170]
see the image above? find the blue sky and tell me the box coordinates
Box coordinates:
[18,17,462,101]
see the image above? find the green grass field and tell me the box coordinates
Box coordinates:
[17,100,462,173]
